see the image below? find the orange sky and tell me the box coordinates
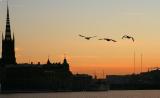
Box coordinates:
[1,0,160,78]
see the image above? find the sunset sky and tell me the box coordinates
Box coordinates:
[1,0,160,78]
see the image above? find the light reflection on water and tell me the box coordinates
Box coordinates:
[0,90,160,98]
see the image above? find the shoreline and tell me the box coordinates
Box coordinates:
[1,89,160,94]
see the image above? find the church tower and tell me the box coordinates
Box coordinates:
[2,4,16,65]
[63,57,69,71]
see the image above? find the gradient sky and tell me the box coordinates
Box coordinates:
[1,0,160,78]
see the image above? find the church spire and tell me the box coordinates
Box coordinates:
[47,58,51,64]
[63,55,70,71]
[5,2,12,40]
[63,56,68,65]
[2,33,4,40]
[13,32,15,40]
[1,1,16,65]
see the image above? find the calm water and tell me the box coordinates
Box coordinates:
[0,90,160,98]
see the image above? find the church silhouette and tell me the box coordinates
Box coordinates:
[0,4,95,92]
[1,5,16,65]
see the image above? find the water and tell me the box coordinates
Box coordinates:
[0,90,160,98]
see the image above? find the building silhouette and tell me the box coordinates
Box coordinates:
[3,3,160,92]
[1,5,16,65]
[0,4,74,92]
[0,4,105,92]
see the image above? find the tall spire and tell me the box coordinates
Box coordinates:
[63,55,70,71]
[1,1,16,65]
[63,56,68,64]
[13,32,15,40]
[5,2,12,40]
[47,58,51,64]
[2,33,4,40]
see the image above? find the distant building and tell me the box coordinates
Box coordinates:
[0,4,109,92]
[72,74,93,91]
[0,4,73,92]
[107,68,160,90]
[1,5,16,65]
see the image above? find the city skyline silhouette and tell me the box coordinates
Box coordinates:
[1,0,160,78]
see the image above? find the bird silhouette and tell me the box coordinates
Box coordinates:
[99,38,117,42]
[79,34,97,40]
[122,35,134,42]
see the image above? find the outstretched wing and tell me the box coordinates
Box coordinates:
[131,37,135,42]
[122,35,127,39]
[79,34,85,37]
[112,39,117,42]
